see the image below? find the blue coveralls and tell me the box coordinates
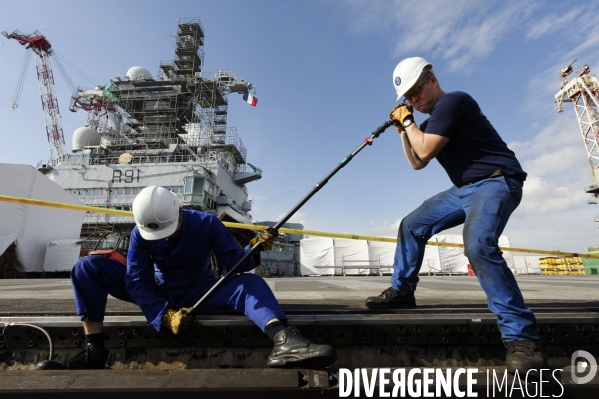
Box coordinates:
[391,91,540,344]
[71,210,286,332]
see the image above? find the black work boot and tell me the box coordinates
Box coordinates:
[35,343,109,370]
[505,340,547,374]
[267,326,336,368]
[365,287,416,309]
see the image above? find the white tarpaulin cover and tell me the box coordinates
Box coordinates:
[43,239,83,272]
[300,235,513,276]
[512,255,540,275]
[333,238,370,275]
[0,164,85,272]
[299,237,335,275]
[366,240,395,274]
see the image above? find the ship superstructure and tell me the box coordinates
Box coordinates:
[36,17,262,239]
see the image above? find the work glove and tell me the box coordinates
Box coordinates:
[163,307,194,335]
[390,104,414,133]
[250,227,277,251]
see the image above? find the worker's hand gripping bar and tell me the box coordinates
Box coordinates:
[191,120,394,312]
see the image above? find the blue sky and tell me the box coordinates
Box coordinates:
[1,0,599,254]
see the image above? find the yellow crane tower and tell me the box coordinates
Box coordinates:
[554,60,599,225]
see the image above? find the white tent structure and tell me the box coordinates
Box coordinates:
[512,255,542,275]
[43,239,84,272]
[299,237,335,275]
[0,164,85,272]
[300,235,513,276]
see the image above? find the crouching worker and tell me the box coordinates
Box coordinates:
[36,186,336,370]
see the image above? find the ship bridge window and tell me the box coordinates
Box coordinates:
[203,196,216,210]
[192,179,205,194]
[116,188,125,195]
[102,189,108,196]
[271,245,291,254]
[125,188,133,195]
[206,181,215,196]
[183,177,205,204]
[93,189,101,196]
[86,189,93,196]
[184,178,193,194]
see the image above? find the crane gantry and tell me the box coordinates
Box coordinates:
[2,30,66,161]
[554,60,599,224]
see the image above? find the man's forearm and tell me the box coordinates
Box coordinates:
[404,124,428,159]
[400,132,429,170]
[404,124,449,161]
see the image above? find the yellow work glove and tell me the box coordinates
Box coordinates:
[250,227,277,251]
[390,104,414,133]
[163,307,194,335]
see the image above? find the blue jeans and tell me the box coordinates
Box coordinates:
[391,176,539,344]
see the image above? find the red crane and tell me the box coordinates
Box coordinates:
[2,30,66,160]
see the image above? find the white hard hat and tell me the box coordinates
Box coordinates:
[132,186,180,240]
[392,57,434,100]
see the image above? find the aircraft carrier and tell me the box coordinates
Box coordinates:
[40,17,261,248]
[1,17,599,399]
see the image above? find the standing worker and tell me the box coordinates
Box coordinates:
[37,186,335,370]
[365,57,546,374]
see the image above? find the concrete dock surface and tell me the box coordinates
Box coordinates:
[2,275,599,398]
[1,275,598,313]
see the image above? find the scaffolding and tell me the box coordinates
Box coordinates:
[69,17,253,171]
[61,17,261,237]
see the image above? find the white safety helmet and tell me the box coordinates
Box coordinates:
[392,57,434,100]
[132,186,180,240]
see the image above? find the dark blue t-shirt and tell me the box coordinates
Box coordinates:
[420,91,526,187]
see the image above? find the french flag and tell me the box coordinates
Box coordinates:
[243,90,258,106]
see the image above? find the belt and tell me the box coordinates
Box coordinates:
[466,169,503,185]
[465,170,524,187]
